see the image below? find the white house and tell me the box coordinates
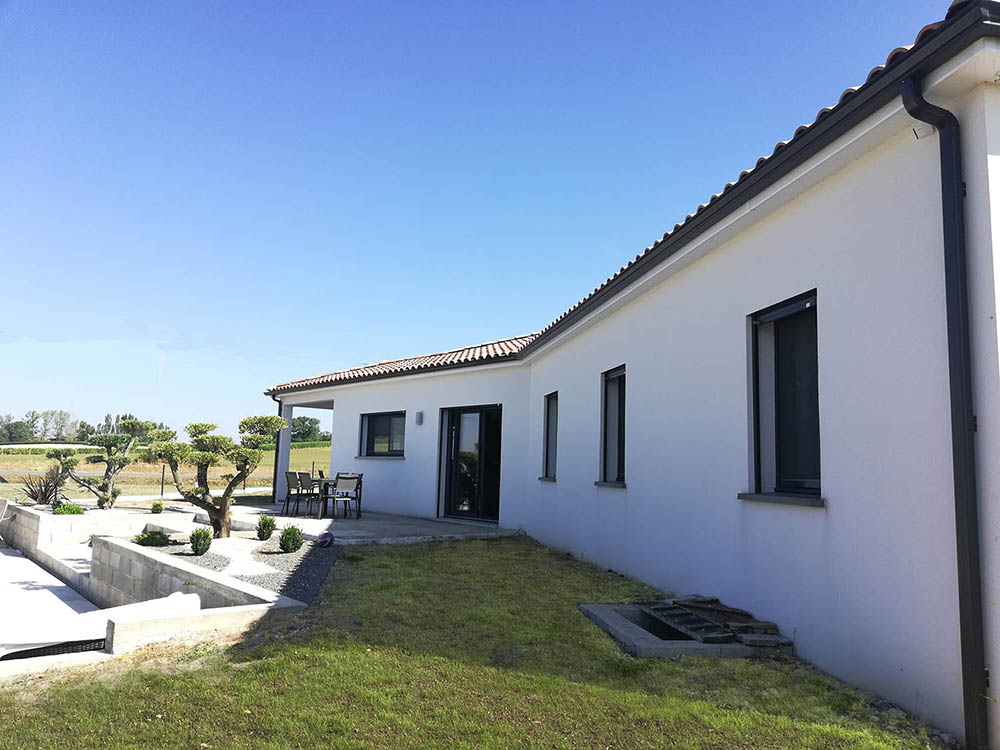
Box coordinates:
[267,3,1000,746]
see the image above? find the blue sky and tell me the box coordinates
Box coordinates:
[0,0,946,434]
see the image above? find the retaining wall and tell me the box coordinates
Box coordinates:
[88,536,290,609]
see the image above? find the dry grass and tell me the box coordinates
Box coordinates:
[0,447,330,501]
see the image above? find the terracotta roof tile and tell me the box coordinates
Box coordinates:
[268,334,538,393]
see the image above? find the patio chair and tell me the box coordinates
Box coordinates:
[315,476,336,519]
[282,471,301,516]
[297,471,320,516]
[332,472,364,519]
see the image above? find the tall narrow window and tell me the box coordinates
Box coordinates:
[751,292,820,495]
[361,411,405,457]
[543,391,558,479]
[601,366,626,484]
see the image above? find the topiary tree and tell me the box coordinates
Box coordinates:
[151,416,286,538]
[48,418,154,509]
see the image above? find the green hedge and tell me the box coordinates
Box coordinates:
[2,441,328,456]
[258,440,330,452]
[0,447,102,456]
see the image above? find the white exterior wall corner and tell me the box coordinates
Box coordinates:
[271,48,1000,741]
[324,365,531,523]
[960,83,1000,743]
[515,121,965,733]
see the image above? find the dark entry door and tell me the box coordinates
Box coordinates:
[444,405,501,520]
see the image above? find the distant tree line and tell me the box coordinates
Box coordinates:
[0,411,168,444]
[290,416,331,443]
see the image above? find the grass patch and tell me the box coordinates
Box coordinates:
[0,538,932,749]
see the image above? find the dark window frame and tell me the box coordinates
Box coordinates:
[361,411,406,457]
[600,365,626,484]
[542,391,558,480]
[750,291,820,496]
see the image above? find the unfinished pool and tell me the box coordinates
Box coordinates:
[0,503,302,670]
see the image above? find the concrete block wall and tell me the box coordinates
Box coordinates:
[89,537,278,609]
[0,504,44,553]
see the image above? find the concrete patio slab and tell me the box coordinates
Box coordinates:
[228,505,520,545]
[0,548,97,630]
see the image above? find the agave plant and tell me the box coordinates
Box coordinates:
[21,466,67,506]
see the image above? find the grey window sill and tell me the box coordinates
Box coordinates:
[738,492,825,508]
[354,455,405,460]
[538,476,556,483]
[594,480,626,489]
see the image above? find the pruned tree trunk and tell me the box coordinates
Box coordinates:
[164,461,236,538]
[209,509,231,538]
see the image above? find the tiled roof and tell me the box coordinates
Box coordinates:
[267,334,538,393]
[519,0,978,355]
[270,1,990,395]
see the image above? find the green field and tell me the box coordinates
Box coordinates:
[0,537,931,749]
[0,446,331,501]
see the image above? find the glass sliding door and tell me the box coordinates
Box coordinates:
[444,405,501,521]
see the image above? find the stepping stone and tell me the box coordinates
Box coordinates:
[736,633,793,647]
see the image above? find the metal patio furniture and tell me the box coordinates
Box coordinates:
[332,472,364,519]
[282,471,301,516]
[315,477,335,519]
[297,472,320,517]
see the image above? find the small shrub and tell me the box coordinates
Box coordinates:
[53,502,84,515]
[21,466,65,505]
[279,525,304,553]
[256,514,276,541]
[134,530,170,547]
[190,528,212,556]
[151,501,164,514]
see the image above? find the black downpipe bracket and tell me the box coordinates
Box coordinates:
[900,77,990,750]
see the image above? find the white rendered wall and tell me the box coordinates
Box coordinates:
[275,82,1000,741]
[959,84,1000,743]
[273,403,294,501]
[318,365,530,522]
[513,122,964,734]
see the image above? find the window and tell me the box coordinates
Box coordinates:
[542,392,558,479]
[750,292,820,495]
[361,411,405,456]
[601,366,626,484]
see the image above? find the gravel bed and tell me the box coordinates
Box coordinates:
[242,536,338,603]
[160,541,231,573]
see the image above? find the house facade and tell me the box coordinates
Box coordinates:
[267,3,1000,745]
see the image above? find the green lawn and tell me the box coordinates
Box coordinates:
[0,538,932,749]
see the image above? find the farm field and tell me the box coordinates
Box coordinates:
[0,445,330,500]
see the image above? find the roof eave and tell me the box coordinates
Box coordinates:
[265,352,523,397]
[518,0,1000,359]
